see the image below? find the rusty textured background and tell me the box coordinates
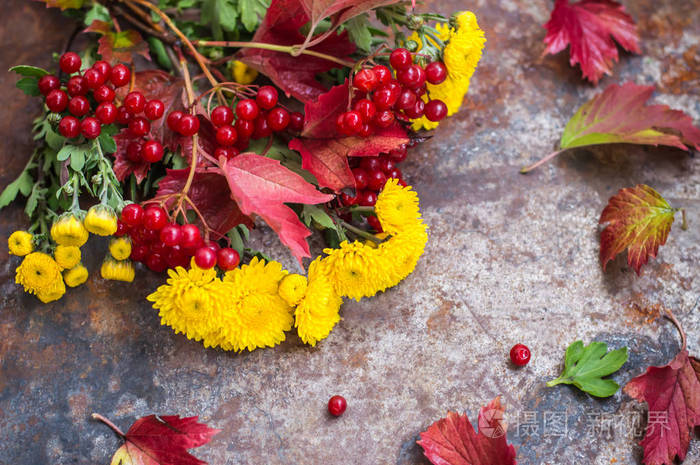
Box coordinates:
[1,1,699,464]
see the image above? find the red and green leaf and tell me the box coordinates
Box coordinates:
[543,0,640,84]
[417,397,517,465]
[599,184,679,275]
[85,20,150,65]
[38,0,85,10]
[218,153,334,264]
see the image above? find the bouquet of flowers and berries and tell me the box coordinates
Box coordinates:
[3,0,484,351]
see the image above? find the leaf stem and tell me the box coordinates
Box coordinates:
[545,377,566,387]
[680,208,687,230]
[339,220,382,243]
[664,310,686,352]
[520,149,565,174]
[91,413,125,438]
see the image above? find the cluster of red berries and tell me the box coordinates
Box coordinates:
[165,85,304,161]
[335,48,448,137]
[117,203,240,272]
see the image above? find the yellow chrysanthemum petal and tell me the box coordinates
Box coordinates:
[278,273,308,306]
[51,213,89,247]
[15,252,63,295]
[223,257,288,295]
[294,258,342,346]
[54,245,81,269]
[100,258,135,282]
[219,292,293,352]
[321,241,386,300]
[375,221,428,289]
[36,278,66,303]
[375,178,422,235]
[231,60,258,85]
[109,237,132,261]
[8,231,34,256]
[63,263,89,287]
[84,205,118,236]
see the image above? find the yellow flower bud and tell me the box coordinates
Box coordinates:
[278,273,308,306]
[63,263,89,287]
[8,231,34,256]
[84,205,118,236]
[15,252,63,296]
[36,279,66,303]
[50,213,89,247]
[101,258,135,282]
[54,245,81,269]
[109,237,132,260]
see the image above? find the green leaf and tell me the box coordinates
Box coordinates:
[345,14,373,53]
[302,204,336,230]
[84,2,110,25]
[70,149,86,171]
[45,126,66,150]
[98,132,117,154]
[25,184,47,217]
[57,145,73,161]
[0,167,35,209]
[239,0,269,32]
[9,65,50,77]
[147,37,173,70]
[16,77,40,96]
[202,0,238,40]
[547,340,628,397]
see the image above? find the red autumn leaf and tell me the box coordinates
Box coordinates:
[156,168,253,239]
[543,0,640,84]
[219,153,334,264]
[623,312,700,465]
[298,0,400,44]
[599,184,680,275]
[289,81,409,191]
[113,129,150,183]
[417,397,517,465]
[96,414,219,465]
[85,20,151,65]
[238,0,356,102]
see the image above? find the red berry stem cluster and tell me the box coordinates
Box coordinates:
[335,47,448,137]
[117,203,240,272]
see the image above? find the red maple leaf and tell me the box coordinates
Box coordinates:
[156,169,254,239]
[288,81,409,191]
[543,0,640,84]
[218,153,334,264]
[417,397,517,465]
[238,0,356,102]
[113,129,150,183]
[623,312,700,465]
[94,413,219,465]
[85,20,151,65]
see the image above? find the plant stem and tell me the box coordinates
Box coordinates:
[520,150,566,174]
[91,413,125,438]
[351,206,376,214]
[680,208,687,230]
[340,220,382,243]
[179,55,199,200]
[194,40,355,68]
[664,310,686,352]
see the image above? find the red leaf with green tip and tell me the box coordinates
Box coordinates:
[599,184,678,275]
[85,20,150,65]
[543,0,640,83]
[38,0,85,10]
[299,0,400,43]
[417,397,517,465]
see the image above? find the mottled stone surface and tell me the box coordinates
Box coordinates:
[1,1,699,464]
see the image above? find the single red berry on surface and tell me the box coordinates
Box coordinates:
[353,99,377,123]
[256,85,278,110]
[360,157,381,172]
[110,64,131,87]
[144,100,165,120]
[46,89,68,113]
[396,88,417,111]
[141,140,164,163]
[388,145,407,162]
[129,116,151,137]
[66,76,87,97]
[510,344,531,366]
[358,190,378,206]
[81,117,101,139]
[367,215,382,232]
[372,65,391,85]
[194,247,217,269]
[352,168,369,190]
[121,203,144,226]
[424,99,448,122]
[126,141,143,163]
[167,110,184,132]
[267,107,290,131]
[353,69,379,93]
[328,395,347,417]
[95,102,117,125]
[94,85,115,103]
[146,253,167,273]
[236,99,259,120]
[115,220,129,237]
[143,206,168,230]
[124,91,146,114]
[116,106,132,125]
[390,48,412,69]
[83,68,105,89]
[289,111,304,132]
[217,248,240,271]
[177,114,200,136]
[253,116,272,139]
[404,99,425,119]
[130,244,149,262]
[59,52,81,74]
[68,96,90,117]
[211,105,234,127]
[425,61,448,85]
[372,84,400,110]
[93,60,111,79]
[373,110,395,128]
[235,118,254,139]
[398,64,426,89]
[58,116,80,138]
[180,224,202,248]
[367,169,387,191]
[216,125,238,146]
[38,75,60,95]
[159,224,182,247]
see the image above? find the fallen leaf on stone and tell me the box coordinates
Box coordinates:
[624,311,700,465]
[543,0,639,83]
[599,184,684,275]
[417,397,517,465]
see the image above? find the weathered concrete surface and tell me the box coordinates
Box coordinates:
[1,1,699,464]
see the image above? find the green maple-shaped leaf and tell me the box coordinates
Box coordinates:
[547,340,628,397]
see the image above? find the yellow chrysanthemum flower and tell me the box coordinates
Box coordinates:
[63,263,89,287]
[411,12,485,131]
[8,231,34,256]
[54,245,81,269]
[36,279,66,303]
[294,258,343,346]
[100,258,135,282]
[375,221,428,289]
[109,237,132,260]
[278,273,308,306]
[84,205,118,236]
[375,178,422,235]
[15,252,63,295]
[321,241,385,300]
[51,213,89,247]
[231,60,258,85]
[223,257,288,295]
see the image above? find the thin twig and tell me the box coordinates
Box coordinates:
[520,150,565,174]
[664,310,687,351]
[91,413,125,438]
